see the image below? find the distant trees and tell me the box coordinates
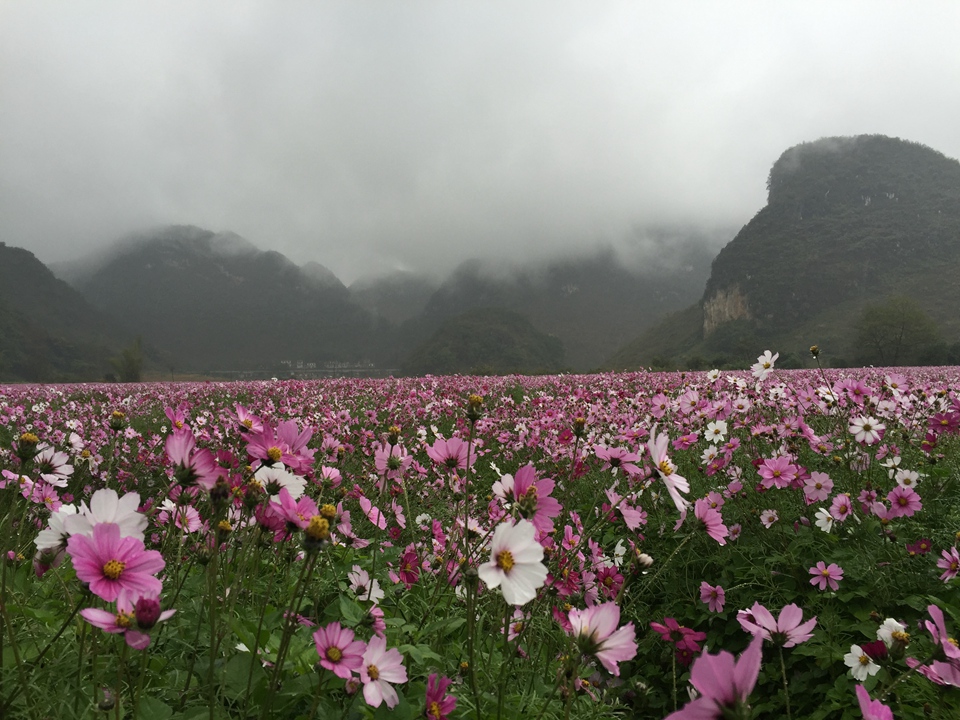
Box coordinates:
[854,296,944,366]
[110,336,144,382]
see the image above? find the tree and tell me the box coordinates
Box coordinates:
[854,296,943,366]
[110,336,144,382]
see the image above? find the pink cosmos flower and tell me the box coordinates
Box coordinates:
[809,561,844,591]
[425,437,475,472]
[803,472,833,504]
[374,441,412,481]
[477,519,548,606]
[494,464,562,535]
[694,498,728,545]
[593,445,642,476]
[359,636,407,709]
[937,547,960,582]
[665,634,764,720]
[829,493,853,523]
[647,427,691,515]
[425,674,457,720]
[759,509,778,528]
[886,486,922,519]
[737,602,816,647]
[758,456,798,490]
[700,582,725,613]
[33,444,74,488]
[567,602,638,676]
[245,420,315,474]
[80,590,174,650]
[650,617,707,654]
[165,427,221,491]
[855,685,894,720]
[313,622,366,679]
[67,523,164,603]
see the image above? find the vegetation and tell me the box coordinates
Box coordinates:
[402,307,565,375]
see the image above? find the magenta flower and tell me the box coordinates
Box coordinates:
[67,523,164,603]
[737,602,816,647]
[359,635,407,709]
[809,561,844,591]
[856,685,893,720]
[700,582,725,613]
[886,486,922,519]
[245,420,315,474]
[694,498,728,545]
[80,590,174,650]
[567,602,638,676]
[937,547,960,582]
[313,622,366,679]
[650,617,707,654]
[665,634,764,720]
[424,674,457,720]
[165,427,221,491]
[494,464,562,535]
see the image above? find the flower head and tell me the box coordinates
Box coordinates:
[424,674,457,720]
[313,622,366,679]
[809,561,844,591]
[567,602,638,676]
[477,519,547,606]
[737,602,816,647]
[359,636,407,709]
[844,644,880,681]
[751,350,779,381]
[67,523,164,603]
[700,582,725,613]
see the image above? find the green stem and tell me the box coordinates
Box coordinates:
[779,645,792,720]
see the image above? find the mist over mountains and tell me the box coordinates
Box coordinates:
[5,134,958,383]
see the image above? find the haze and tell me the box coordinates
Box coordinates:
[2,1,959,283]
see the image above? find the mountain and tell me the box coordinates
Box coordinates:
[402,307,565,376]
[349,270,441,325]
[608,135,960,369]
[0,243,133,381]
[394,231,723,372]
[63,226,381,372]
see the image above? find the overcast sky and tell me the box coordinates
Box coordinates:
[2,2,959,283]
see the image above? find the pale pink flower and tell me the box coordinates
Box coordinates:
[803,472,833,504]
[849,416,885,445]
[694,498,728,545]
[567,602,638,676]
[886,486,922,518]
[360,636,407,709]
[937,547,960,582]
[737,602,816,647]
[647,426,690,515]
[856,685,893,720]
[758,456,798,490]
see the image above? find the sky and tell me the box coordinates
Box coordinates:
[2,1,959,284]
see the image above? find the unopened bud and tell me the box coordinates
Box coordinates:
[134,596,162,630]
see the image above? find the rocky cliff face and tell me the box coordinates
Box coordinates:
[702,285,751,336]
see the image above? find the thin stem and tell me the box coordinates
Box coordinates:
[779,645,792,720]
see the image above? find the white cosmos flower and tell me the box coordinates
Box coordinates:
[877,618,908,648]
[34,504,78,552]
[751,351,779,382]
[849,416,885,445]
[844,644,880,681]
[256,464,306,500]
[64,488,146,541]
[814,507,834,533]
[477,519,547,606]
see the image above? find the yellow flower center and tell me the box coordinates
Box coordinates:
[243,419,253,428]
[367,664,380,680]
[858,654,870,665]
[428,700,443,719]
[821,568,831,577]
[326,647,342,662]
[496,550,515,572]
[658,460,673,476]
[174,420,183,429]
[103,559,126,580]
[892,630,910,643]
[306,516,330,541]
[19,432,39,445]
[115,612,133,628]
[218,520,233,534]
[320,503,337,519]
[267,447,283,463]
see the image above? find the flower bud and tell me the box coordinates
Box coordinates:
[135,596,162,630]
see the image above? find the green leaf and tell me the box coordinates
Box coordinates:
[339,595,366,626]
[138,695,173,720]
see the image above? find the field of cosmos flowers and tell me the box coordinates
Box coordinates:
[2,352,960,719]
